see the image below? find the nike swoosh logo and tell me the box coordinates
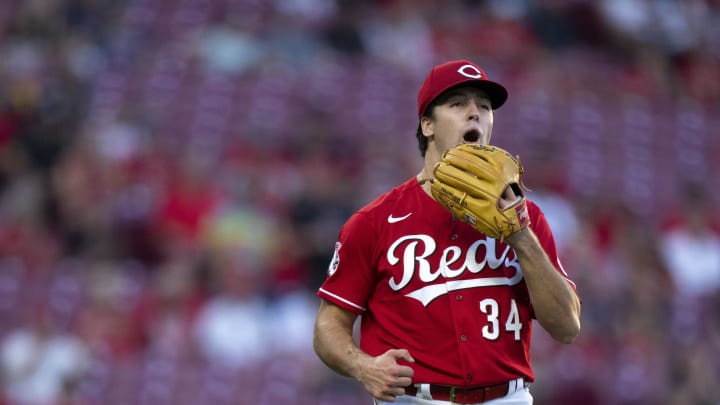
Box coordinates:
[387,213,412,223]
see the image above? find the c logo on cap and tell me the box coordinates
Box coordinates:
[457,65,483,79]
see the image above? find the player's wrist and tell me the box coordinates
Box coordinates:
[348,351,374,382]
[504,227,534,247]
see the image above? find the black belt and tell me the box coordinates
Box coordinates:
[404,379,524,404]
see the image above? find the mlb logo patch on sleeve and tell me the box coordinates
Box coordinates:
[328,242,342,276]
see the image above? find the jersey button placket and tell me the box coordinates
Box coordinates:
[460,334,467,342]
[449,220,459,240]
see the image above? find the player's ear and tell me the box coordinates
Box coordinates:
[420,116,434,137]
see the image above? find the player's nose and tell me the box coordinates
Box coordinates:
[467,104,481,121]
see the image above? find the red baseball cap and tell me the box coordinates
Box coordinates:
[417,60,508,117]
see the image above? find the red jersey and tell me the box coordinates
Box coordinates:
[317,177,576,387]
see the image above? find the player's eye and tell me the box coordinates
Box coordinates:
[472,97,491,111]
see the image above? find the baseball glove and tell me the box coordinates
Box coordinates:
[430,144,531,241]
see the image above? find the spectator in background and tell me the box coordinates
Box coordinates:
[192,12,264,75]
[659,183,720,299]
[0,307,90,405]
[193,250,272,368]
[666,337,720,405]
[360,0,434,75]
[75,263,146,361]
[658,183,720,353]
[153,154,223,260]
[521,140,580,257]
[132,257,207,359]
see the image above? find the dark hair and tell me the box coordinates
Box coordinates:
[415,95,446,157]
[415,122,428,157]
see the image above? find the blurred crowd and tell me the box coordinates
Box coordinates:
[0,0,719,404]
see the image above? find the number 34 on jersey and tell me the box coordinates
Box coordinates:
[479,298,522,341]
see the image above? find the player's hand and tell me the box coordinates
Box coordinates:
[431,144,530,241]
[357,349,415,402]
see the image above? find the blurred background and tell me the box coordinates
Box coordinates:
[0,0,719,404]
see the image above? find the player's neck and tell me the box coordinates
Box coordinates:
[418,148,441,195]
[416,170,433,196]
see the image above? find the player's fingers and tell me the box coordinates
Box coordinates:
[375,388,404,403]
[394,376,413,387]
[386,348,415,363]
[499,184,522,209]
[372,389,395,403]
[395,364,414,378]
[378,393,397,403]
[385,386,407,398]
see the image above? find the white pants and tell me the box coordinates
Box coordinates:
[373,382,532,405]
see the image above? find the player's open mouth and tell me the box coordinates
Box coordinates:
[463,129,480,143]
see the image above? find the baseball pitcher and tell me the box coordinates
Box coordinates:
[313,60,581,405]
